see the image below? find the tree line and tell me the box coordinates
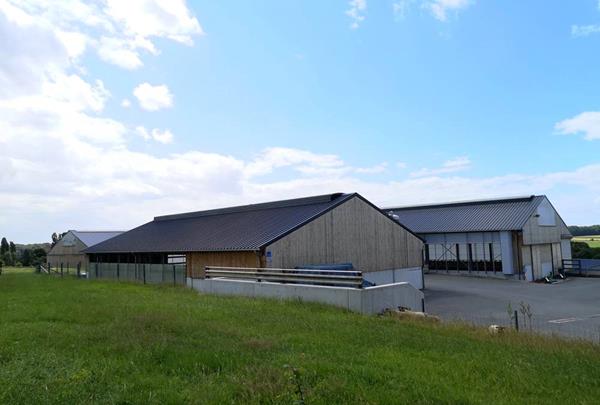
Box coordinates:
[0,237,48,268]
[568,225,600,236]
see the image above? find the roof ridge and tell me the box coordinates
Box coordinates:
[385,195,537,211]
[72,230,125,233]
[154,192,348,222]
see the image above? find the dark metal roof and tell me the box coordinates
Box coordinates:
[86,193,357,253]
[386,195,546,234]
[71,231,124,247]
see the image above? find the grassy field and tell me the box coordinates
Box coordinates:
[573,236,600,248]
[1,268,600,404]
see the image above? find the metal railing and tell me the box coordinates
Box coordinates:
[205,266,363,288]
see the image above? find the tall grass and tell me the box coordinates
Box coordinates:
[1,270,599,404]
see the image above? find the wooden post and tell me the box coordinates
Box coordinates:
[514,310,519,331]
[60,262,63,277]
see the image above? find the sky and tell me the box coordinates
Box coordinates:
[1,0,600,243]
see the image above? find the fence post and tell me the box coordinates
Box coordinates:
[514,310,519,331]
[77,262,81,278]
[421,298,425,313]
[173,265,176,286]
[143,264,146,284]
[60,263,63,277]
[117,263,120,280]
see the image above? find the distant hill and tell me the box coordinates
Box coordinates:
[15,243,51,253]
[568,225,600,236]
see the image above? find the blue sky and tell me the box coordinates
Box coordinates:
[1,0,600,242]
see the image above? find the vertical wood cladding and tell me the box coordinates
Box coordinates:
[187,251,261,278]
[265,196,423,272]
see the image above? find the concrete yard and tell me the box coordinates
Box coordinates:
[424,273,600,341]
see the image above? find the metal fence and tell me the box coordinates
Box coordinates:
[89,262,187,286]
[205,266,364,288]
[563,258,600,277]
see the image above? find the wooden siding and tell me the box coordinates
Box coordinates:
[187,251,261,278]
[264,196,423,273]
[47,232,89,271]
[522,197,571,245]
[520,242,562,280]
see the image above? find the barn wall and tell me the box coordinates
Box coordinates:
[522,198,571,245]
[187,251,261,278]
[520,243,562,280]
[265,196,423,273]
[47,232,89,271]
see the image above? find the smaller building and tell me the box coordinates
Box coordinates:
[387,195,572,281]
[47,230,123,274]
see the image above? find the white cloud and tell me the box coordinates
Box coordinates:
[104,0,203,45]
[135,126,173,143]
[393,1,414,20]
[121,98,131,108]
[346,0,367,29]
[555,112,600,140]
[133,82,173,111]
[355,162,388,174]
[97,36,144,70]
[410,156,471,177]
[425,0,472,21]
[151,128,173,144]
[0,0,203,71]
[571,24,600,37]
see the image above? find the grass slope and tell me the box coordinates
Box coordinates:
[1,269,599,404]
[573,236,600,249]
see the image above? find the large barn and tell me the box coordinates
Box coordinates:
[386,195,572,281]
[85,193,425,287]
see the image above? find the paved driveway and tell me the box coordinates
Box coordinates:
[424,274,600,341]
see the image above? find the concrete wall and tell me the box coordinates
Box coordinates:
[187,277,424,315]
[362,267,423,290]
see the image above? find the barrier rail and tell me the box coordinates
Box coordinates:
[563,259,583,276]
[205,266,363,288]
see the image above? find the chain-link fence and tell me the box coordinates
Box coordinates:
[440,310,600,344]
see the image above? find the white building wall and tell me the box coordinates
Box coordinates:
[561,239,572,261]
[499,231,514,275]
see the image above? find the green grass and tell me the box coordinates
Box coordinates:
[573,236,600,248]
[1,271,599,404]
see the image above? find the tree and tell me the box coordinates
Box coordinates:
[29,248,47,267]
[0,237,8,255]
[9,241,15,254]
[22,249,31,266]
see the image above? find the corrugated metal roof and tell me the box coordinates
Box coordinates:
[85,193,356,253]
[71,231,124,247]
[386,195,545,233]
